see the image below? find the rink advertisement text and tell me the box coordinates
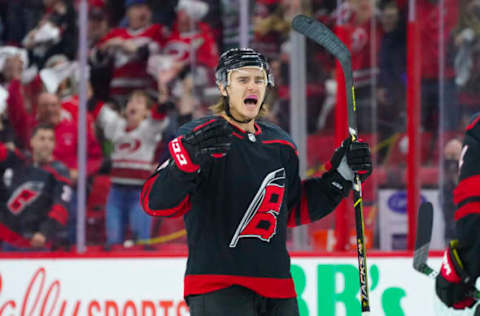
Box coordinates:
[0,256,442,316]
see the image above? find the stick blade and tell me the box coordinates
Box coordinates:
[413,202,434,272]
[291,15,351,66]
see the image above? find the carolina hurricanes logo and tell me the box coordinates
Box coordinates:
[7,182,43,215]
[164,38,205,62]
[117,139,141,153]
[230,168,286,247]
[351,27,368,53]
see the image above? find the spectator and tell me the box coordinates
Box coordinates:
[0,46,38,148]
[92,0,168,105]
[159,0,219,87]
[440,138,462,243]
[343,0,383,133]
[7,91,103,181]
[22,0,77,68]
[418,0,460,133]
[377,1,406,138]
[92,90,168,249]
[454,0,480,129]
[0,123,71,251]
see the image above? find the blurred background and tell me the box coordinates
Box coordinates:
[0,0,475,255]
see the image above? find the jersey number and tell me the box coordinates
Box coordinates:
[229,168,286,247]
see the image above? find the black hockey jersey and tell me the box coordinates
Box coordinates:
[453,113,480,280]
[0,144,71,248]
[141,116,346,298]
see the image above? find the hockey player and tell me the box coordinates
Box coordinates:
[140,48,372,315]
[435,114,480,309]
[0,123,71,250]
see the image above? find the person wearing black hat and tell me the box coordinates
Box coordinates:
[140,48,373,315]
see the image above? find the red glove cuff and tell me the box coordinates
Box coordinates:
[453,297,476,309]
[440,248,462,283]
[168,136,200,173]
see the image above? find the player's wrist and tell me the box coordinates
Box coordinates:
[168,136,200,173]
[323,170,352,197]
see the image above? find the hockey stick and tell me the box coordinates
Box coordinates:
[291,14,370,315]
[413,202,480,298]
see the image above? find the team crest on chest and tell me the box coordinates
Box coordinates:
[230,168,286,247]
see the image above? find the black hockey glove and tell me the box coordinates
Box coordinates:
[168,118,233,173]
[324,137,372,196]
[436,241,478,309]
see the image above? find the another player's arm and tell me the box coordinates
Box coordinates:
[455,128,480,281]
[288,138,372,227]
[140,118,232,218]
[435,117,480,309]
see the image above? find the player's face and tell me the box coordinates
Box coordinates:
[30,129,55,163]
[37,93,62,126]
[222,67,267,121]
[125,94,149,128]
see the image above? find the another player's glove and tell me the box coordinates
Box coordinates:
[169,118,233,173]
[435,240,477,309]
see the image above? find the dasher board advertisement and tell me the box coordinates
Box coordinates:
[0,255,477,315]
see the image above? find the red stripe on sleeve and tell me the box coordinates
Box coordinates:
[453,175,480,204]
[287,206,297,227]
[0,222,31,248]
[48,204,68,226]
[287,182,310,227]
[193,118,217,132]
[466,115,480,131]
[454,202,480,221]
[262,140,298,156]
[140,173,192,217]
[43,165,72,185]
[0,143,7,162]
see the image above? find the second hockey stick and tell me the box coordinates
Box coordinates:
[291,14,370,315]
[413,202,480,298]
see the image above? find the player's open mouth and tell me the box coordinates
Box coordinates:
[244,95,258,106]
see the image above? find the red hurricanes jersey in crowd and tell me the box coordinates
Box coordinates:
[344,17,383,87]
[141,116,347,299]
[417,0,459,79]
[163,22,219,68]
[97,24,168,97]
[6,83,103,176]
[0,144,71,248]
[94,103,168,185]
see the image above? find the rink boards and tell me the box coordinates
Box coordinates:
[0,253,477,316]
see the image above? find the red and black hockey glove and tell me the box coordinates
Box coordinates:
[435,241,478,309]
[169,118,233,173]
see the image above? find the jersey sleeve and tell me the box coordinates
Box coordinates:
[453,114,480,279]
[285,144,345,227]
[140,119,202,218]
[39,163,72,239]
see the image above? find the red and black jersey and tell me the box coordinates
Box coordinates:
[453,113,480,280]
[0,144,71,248]
[141,116,346,298]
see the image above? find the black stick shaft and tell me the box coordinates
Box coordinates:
[291,14,370,313]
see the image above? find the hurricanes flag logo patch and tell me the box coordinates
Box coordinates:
[229,168,286,248]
